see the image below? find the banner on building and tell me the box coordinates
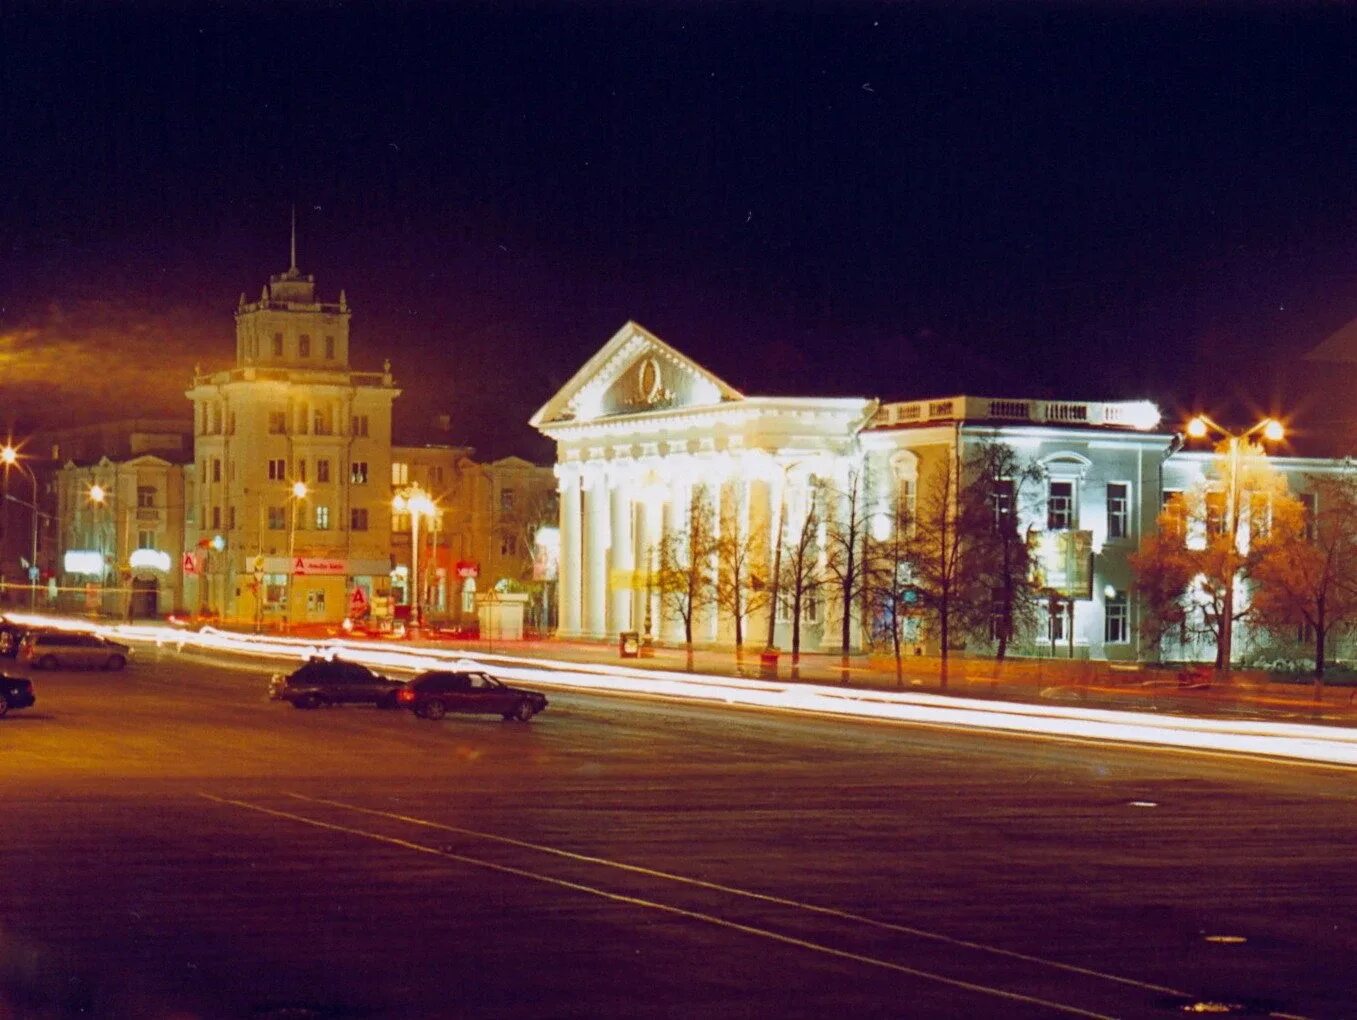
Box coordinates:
[1029,530,1093,600]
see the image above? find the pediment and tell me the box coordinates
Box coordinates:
[531,322,743,428]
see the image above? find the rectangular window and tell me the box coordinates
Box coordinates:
[212,458,222,483]
[228,506,236,530]
[316,459,330,483]
[268,411,287,434]
[351,415,369,437]
[315,505,331,530]
[136,485,156,508]
[298,334,311,357]
[272,333,284,356]
[350,461,369,485]
[268,506,285,530]
[802,594,820,624]
[1205,491,1227,536]
[392,511,410,533]
[500,488,516,513]
[137,530,156,550]
[264,573,287,606]
[991,479,1013,532]
[350,507,369,531]
[1299,493,1317,541]
[267,458,287,481]
[297,459,307,483]
[1105,590,1129,643]
[200,460,206,482]
[500,534,518,557]
[324,336,335,359]
[776,592,792,623]
[1047,481,1074,530]
[211,506,221,529]
[900,479,916,534]
[1107,483,1129,540]
[1047,600,1067,643]
[391,461,408,485]
[1248,492,1272,540]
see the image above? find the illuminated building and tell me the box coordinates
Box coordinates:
[536,322,1336,663]
[185,235,399,626]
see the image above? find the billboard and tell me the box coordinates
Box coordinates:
[1030,530,1093,600]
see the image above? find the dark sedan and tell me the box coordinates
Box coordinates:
[0,674,35,716]
[269,656,405,710]
[397,669,547,721]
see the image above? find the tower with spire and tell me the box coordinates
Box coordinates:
[186,212,399,627]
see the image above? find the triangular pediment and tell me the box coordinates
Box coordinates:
[531,322,744,428]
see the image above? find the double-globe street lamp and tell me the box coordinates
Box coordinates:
[0,446,39,608]
[393,485,436,631]
[1184,414,1285,671]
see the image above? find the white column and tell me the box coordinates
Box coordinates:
[700,481,722,643]
[582,467,609,639]
[746,472,773,648]
[558,466,581,636]
[661,482,690,643]
[637,492,663,640]
[608,477,633,635]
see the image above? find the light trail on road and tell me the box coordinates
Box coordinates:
[13,612,1357,768]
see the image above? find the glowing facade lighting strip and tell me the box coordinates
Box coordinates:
[9,612,1357,767]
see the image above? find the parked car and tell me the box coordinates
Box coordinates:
[397,669,547,721]
[268,656,405,710]
[0,674,35,716]
[20,631,130,670]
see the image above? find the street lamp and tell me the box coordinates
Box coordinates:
[393,485,436,631]
[0,445,39,608]
[1185,414,1285,671]
[287,481,308,631]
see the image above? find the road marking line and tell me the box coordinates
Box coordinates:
[199,792,1115,1019]
[288,791,1187,997]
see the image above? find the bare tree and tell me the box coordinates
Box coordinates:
[963,440,1042,663]
[715,493,767,660]
[863,487,915,686]
[655,485,718,670]
[821,464,873,680]
[775,481,822,678]
[905,453,985,688]
[516,488,560,632]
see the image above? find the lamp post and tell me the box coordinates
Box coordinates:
[393,485,436,632]
[1185,414,1285,671]
[287,481,308,631]
[0,446,39,608]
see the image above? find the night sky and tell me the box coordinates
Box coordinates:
[4,2,1357,459]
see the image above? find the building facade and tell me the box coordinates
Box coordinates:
[537,322,1346,664]
[184,252,399,627]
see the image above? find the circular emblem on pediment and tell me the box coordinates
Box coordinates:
[637,357,664,404]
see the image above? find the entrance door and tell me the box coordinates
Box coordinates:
[130,578,159,619]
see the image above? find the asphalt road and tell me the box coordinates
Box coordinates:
[1,645,1354,1019]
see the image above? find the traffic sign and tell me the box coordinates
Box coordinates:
[182,553,197,574]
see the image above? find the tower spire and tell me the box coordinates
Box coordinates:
[289,204,297,274]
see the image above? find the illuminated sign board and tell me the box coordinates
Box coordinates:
[1030,530,1093,600]
[63,550,105,576]
[129,549,172,572]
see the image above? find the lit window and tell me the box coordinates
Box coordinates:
[315,505,331,530]
[1107,483,1129,540]
[1105,590,1129,644]
[392,462,408,485]
[1205,491,1227,536]
[264,573,287,606]
[350,461,369,485]
[137,530,156,550]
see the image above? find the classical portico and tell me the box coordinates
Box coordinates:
[531,322,875,649]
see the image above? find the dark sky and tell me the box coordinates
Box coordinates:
[4,2,1357,459]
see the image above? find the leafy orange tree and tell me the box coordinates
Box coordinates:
[1249,473,1357,695]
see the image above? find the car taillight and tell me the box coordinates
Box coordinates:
[397,689,415,703]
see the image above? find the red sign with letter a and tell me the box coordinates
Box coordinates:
[182,553,197,574]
